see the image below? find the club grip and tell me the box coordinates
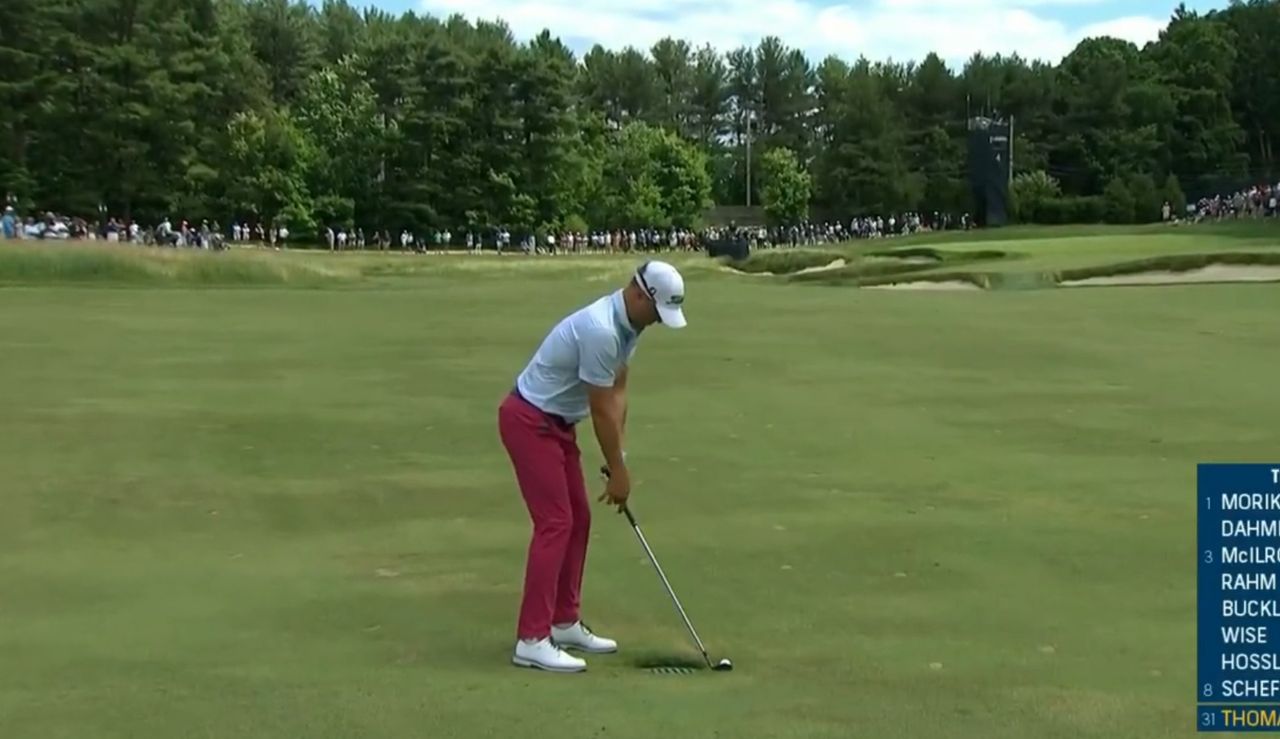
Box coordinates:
[600,465,637,526]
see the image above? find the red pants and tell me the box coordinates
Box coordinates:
[498,391,591,640]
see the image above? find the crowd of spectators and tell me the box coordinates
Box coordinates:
[1,200,981,253]
[6,186,1276,254]
[1173,183,1280,222]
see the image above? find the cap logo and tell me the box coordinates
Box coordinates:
[668,294,684,305]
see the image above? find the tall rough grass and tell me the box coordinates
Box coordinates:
[0,244,349,286]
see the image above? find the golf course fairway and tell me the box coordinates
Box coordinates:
[1,226,1277,738]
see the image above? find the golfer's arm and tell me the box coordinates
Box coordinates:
[587,383,627,472]
[615,365,629,438]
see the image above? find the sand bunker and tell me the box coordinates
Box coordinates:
[721,265,774,277]
[793,258,847,275]
[1061,264,1280,287]
[865,280,982,291]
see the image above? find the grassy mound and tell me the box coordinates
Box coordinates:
[1056,251,1280,282]
[788,248,1011,284]
[0,244,350,287]
[726,249,844,275]
[727,246,1013,277]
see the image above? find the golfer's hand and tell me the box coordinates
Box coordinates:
[598,465,631,511]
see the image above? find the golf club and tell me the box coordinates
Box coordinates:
[601,464,733,673]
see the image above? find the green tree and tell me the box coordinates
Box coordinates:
[517,32,582,229]
[1125,172,1161,223]
[1222,0,1280,179]
[1010,171,1061,223]
[0,0,56,203]
[814,59,917,216]
[595,122,711,229]
[224,108,315,234]
[245,0,321,104]
[293,56,382,230]
[1162,174,1187,218]
[1147,9,1247,193]
[1102,177,1136,224]
[318,0,364,64]
[755,37,815,159]
[759,147,812,225]
[1051,38,1170,195]
[651,38,695,138]
[688,45,729,149]
[3,0,1280,232]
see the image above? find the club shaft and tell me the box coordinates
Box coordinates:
[623,507,711,663]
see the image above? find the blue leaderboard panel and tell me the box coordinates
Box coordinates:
[1199,464,1280,732]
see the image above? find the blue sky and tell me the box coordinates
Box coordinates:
[353,0,1226,67]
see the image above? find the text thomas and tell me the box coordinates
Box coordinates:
[1220,707,1280,728]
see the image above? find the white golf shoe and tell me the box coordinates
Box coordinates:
[512,637,587,673]
[551,621,618,654]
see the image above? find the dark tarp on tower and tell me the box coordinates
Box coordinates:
[967,117,1011,227]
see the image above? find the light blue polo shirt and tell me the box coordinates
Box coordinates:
[515,290,639,423]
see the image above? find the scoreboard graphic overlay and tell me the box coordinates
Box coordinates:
[1199,464,1280,732]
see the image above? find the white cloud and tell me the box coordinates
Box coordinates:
[420,0,1170,68]
[1078,15,1167,46]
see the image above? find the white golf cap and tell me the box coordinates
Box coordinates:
[635,260,687,328]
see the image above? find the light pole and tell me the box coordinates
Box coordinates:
[745,112,753,209]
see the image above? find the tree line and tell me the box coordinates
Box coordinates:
[1,0,1277,239]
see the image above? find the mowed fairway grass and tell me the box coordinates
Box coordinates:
[1,230,1278,738]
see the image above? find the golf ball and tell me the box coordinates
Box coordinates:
[717,658,733,670]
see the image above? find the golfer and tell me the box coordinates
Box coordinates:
[499,260,687,673]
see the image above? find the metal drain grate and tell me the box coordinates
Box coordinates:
[635,653,703,675]
[649,666,696,675]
